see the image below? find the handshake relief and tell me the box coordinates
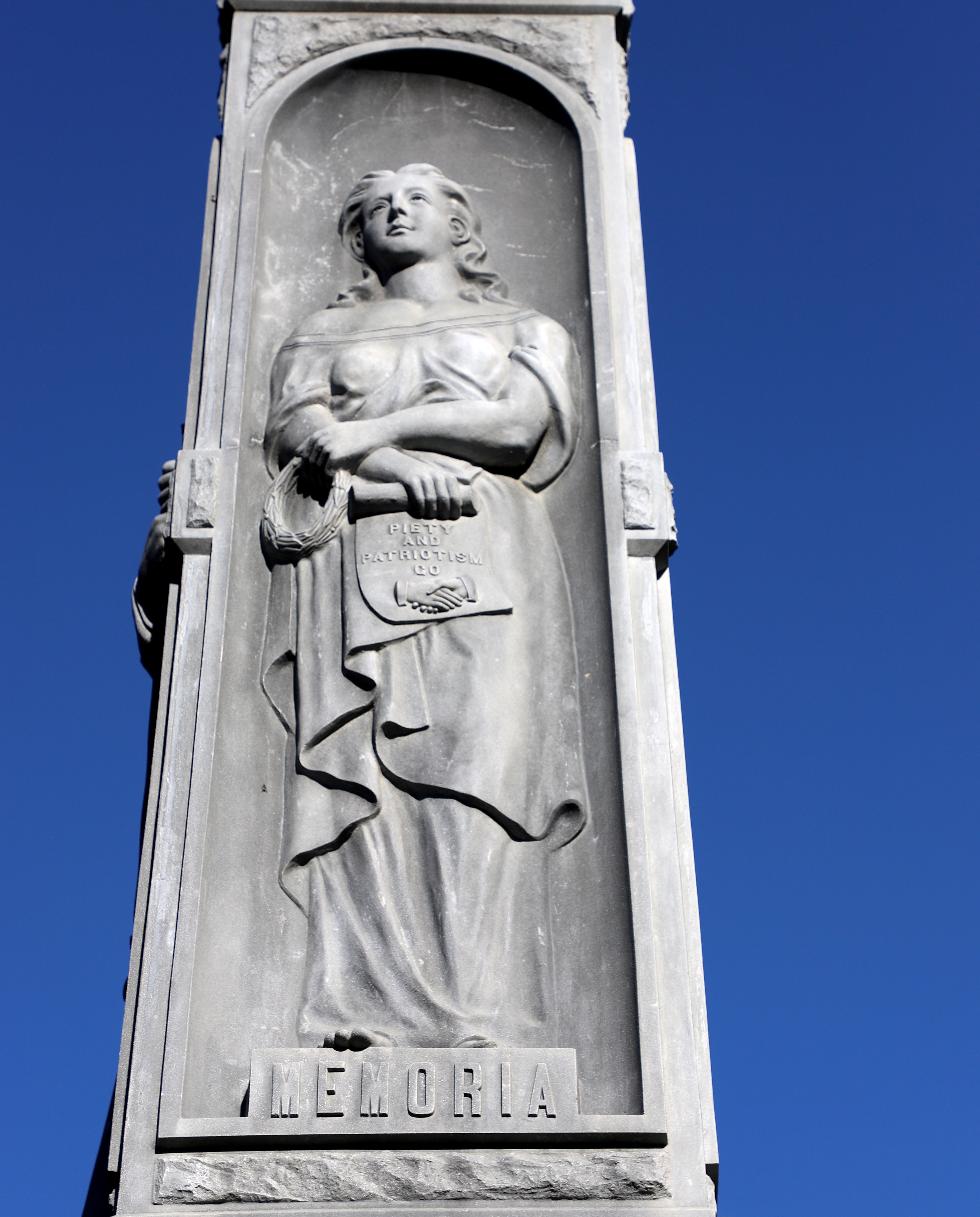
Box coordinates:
[394,573,478,615]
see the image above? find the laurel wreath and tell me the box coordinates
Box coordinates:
[260,456,351,561]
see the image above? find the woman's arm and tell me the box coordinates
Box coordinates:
[304,357,551,472]
[356,446,474,519]
[265,326,339,471]
[133,460,177,674]
[269,397,334,469]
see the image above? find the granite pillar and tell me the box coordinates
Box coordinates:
[104,4,718,1214]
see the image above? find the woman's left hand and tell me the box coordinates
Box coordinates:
[303,417,380,472]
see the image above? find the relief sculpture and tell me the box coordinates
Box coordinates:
[259,164,590,1052]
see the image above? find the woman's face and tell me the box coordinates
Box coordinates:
[357,173,461,277]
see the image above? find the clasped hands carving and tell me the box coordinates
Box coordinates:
[303,415,469,521]
[395,573,477,615]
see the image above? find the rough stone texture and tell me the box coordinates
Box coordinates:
[247,12,603,114]
[620,452,673,532]
[616,40,630,128]
[185,454,218,530]
[620,452,676,558]
[620,453,658,530]
[154,1148,670,1205]
[170,448,221,556]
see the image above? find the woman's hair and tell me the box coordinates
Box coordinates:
[332,163,510,307]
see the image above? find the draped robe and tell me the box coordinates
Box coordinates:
[262,301,589,1048]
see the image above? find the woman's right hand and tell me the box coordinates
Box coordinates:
[303,415,381,472]
[357,447,465,519]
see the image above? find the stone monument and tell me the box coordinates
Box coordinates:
[103,2,718,1214]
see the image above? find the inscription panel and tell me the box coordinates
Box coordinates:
[248,1048,578,1137]
[355,506,512,623]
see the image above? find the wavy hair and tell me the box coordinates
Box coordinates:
[332,164,510,307]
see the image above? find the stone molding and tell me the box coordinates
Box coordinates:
[155,1148,670,1205]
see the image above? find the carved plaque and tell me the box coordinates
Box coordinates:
[354,505,513,623]
[247,1048,579,1137]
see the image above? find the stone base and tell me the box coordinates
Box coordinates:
[155,1148,671,1206]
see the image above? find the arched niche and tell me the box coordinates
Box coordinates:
[174,44,642,1123]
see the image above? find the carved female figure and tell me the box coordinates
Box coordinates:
[261,164,588,1050]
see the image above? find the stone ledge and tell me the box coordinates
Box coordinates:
[155,1147,670,1204]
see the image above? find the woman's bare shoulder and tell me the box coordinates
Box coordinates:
[283,305,363,343]
[286,298,438,341]
[513,310,576,355]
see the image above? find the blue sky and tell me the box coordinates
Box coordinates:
[1,2,976,1214]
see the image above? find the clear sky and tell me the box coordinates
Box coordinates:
[1,2,976,1214]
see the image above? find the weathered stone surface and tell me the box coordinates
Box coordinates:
[620,452,658,530]
[185,454,218,530]
[169,448,223,555]
[620,452,677,557]
[247,12,603,113]
[620,451,674,530]
[154,1148,670,1205]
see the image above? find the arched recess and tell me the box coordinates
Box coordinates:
[171,43,643,1123]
